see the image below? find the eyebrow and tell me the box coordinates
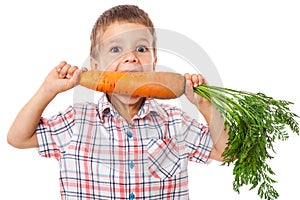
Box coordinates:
[101,37,151,48]
[135,38,151,44]
[101,38,123,46]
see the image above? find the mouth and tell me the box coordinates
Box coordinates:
[118,69,143,72]
[116,64,145,72]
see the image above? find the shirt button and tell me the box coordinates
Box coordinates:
[127,131,133,138]
[103,108,110,115]
[129,161,135,169]
[129,193,135,200]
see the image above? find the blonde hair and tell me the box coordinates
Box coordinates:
[90,5,157,58]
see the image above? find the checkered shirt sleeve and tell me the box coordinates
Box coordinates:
[36,106,75,159]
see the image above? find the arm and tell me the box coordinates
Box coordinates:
[184,73,229,162]
[7,61,81,149]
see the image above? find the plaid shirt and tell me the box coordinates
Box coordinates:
[37,94,212,200]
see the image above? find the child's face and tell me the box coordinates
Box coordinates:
[95,22,157,72]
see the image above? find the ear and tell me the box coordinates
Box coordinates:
[90,56,99,70]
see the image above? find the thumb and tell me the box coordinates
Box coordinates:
[184,79,194,97]
[69,69,81,87]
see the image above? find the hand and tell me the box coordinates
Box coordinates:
[41,61,83,95]
[184,73,211,108]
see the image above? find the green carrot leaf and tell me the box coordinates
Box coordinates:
[194,84,299,200]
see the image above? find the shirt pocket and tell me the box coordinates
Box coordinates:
[147,137,181,179]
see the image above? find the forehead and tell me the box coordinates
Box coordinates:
[100,22,153,44]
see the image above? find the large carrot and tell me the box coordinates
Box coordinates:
[79,70,185,99]
[79,69,299,199]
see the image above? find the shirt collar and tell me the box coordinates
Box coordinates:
[97,94,116,119]
[97,94,168,121]
[135,98,168,120]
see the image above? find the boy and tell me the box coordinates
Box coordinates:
[7,5,228,199]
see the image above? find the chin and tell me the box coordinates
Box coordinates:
[110,93,143,105]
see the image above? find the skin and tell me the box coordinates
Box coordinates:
[90,23,157,121]
[7,22,228,162]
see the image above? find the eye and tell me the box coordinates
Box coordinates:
[110,46,121,53]
[136,45,148,53]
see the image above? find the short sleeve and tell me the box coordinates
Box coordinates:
[36,106,75,160]
[181,113,213,164]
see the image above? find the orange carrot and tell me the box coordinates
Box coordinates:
[79,70,185,99]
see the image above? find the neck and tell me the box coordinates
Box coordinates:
[107,94,145,123]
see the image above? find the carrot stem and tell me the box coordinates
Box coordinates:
[194,84,299,200]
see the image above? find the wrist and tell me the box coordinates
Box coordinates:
[197,100,213,124]
[37,83,58,101]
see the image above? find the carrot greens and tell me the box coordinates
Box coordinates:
[194,84,299,200]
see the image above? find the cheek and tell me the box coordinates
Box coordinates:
[102,62,118,71]
[98,54,119,71]
[142,64,155,72]
[141,54,156,72]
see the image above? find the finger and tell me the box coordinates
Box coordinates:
[68,69,81,86]
[66,66,79,78]
[184,73,191,81]
[81,67,88,72]
[184,79,194,95]
[197,74,205,85]
[184,73,206,86]
[59,63,71,78]
[191,74,200,87]
[56,61,67,72]
[184,78,201,106]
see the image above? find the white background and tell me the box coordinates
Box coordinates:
[1,0,299,199]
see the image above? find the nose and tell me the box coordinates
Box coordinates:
[123,51,138,64]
